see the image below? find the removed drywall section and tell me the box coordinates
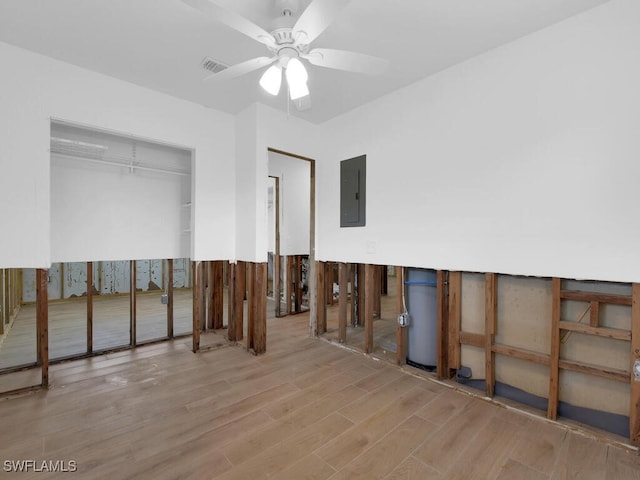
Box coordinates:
[460,273,485,381]
[459,273,631,420]
[495,276,552,400]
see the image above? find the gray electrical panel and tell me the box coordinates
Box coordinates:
[340,155,366,227]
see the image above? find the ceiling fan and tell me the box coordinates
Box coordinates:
[182,0,389,110]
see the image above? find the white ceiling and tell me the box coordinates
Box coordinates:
[0,0,610,123]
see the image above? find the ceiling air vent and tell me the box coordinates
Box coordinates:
[201,57,229,75]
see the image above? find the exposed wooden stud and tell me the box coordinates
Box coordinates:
[236,261,246,342]
[560,289,632,306]
[548,277,562,420]
[285,256,293,315]
[201,262,207,332]
[364,264,374,354]
[247,262,255,349]
[87,261,93,354]
[167,259,174,338]
[630,283,640,444]
[130,260,136,347]
[36,268,49,388]
[294,255,303,313]
[484,273,497,395]
[459,331,485,348]
[227,262,238,341]
[274,254,281,317]
[316,261,326,335]
[350,264,357,326]
[559,321,630,341]
[60,262,65,302]
[381,265,388,295]
[357,264,365,327]
[325,262,333,306]
[448,271,462,370]
[396,266,407,365]
[192,261,201,353]
[212,261,224,329]
[589,301,600,328]
[252,263,268,355]
[559,359,628,383]
[206,261,214,329]
[437,270,449,379]
[492,344,548,365]
[374,265,382,318]
[36,270,42,364]
[338,262,348,344]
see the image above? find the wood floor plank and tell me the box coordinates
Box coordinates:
[328,415,436,480]
[550,431,608,480]
[414,387,473,425]
[263,371,361,420]
[605,445,640,480]
[495,459,549,480]
[281,384,368,429]
[443,417,523,480]
[317,386,438,469]
[339,374,423,424]
[384,456,443,480]
[413,399,497,472]
[216,413,353,480]
[507,419,567,476]
[269,454,336,480]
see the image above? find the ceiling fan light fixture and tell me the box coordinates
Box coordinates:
[259,65,282,96]
[285,57,308,84]
[285,57,309,100]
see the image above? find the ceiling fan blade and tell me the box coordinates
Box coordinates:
[302,48,389,75]
[292,0,352,44]
[204,56,276,82]
[182,0,276,48]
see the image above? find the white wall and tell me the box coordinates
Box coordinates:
[318,0,640,283]
[234,104,260,262]
[268,151,311,256]
[0,41,235,268]
[234,103,320,263]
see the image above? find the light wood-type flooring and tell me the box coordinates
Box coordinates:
[1,304,640,479]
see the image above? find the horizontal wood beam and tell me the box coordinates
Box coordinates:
[558,359,629,383]
[459,331,485,348]
[492,344,549,365]
[559,321,630,341]
[560,290,632,306]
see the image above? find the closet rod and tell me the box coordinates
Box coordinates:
[51,152,190,177]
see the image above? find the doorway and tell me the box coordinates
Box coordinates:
[267,148,316,332]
